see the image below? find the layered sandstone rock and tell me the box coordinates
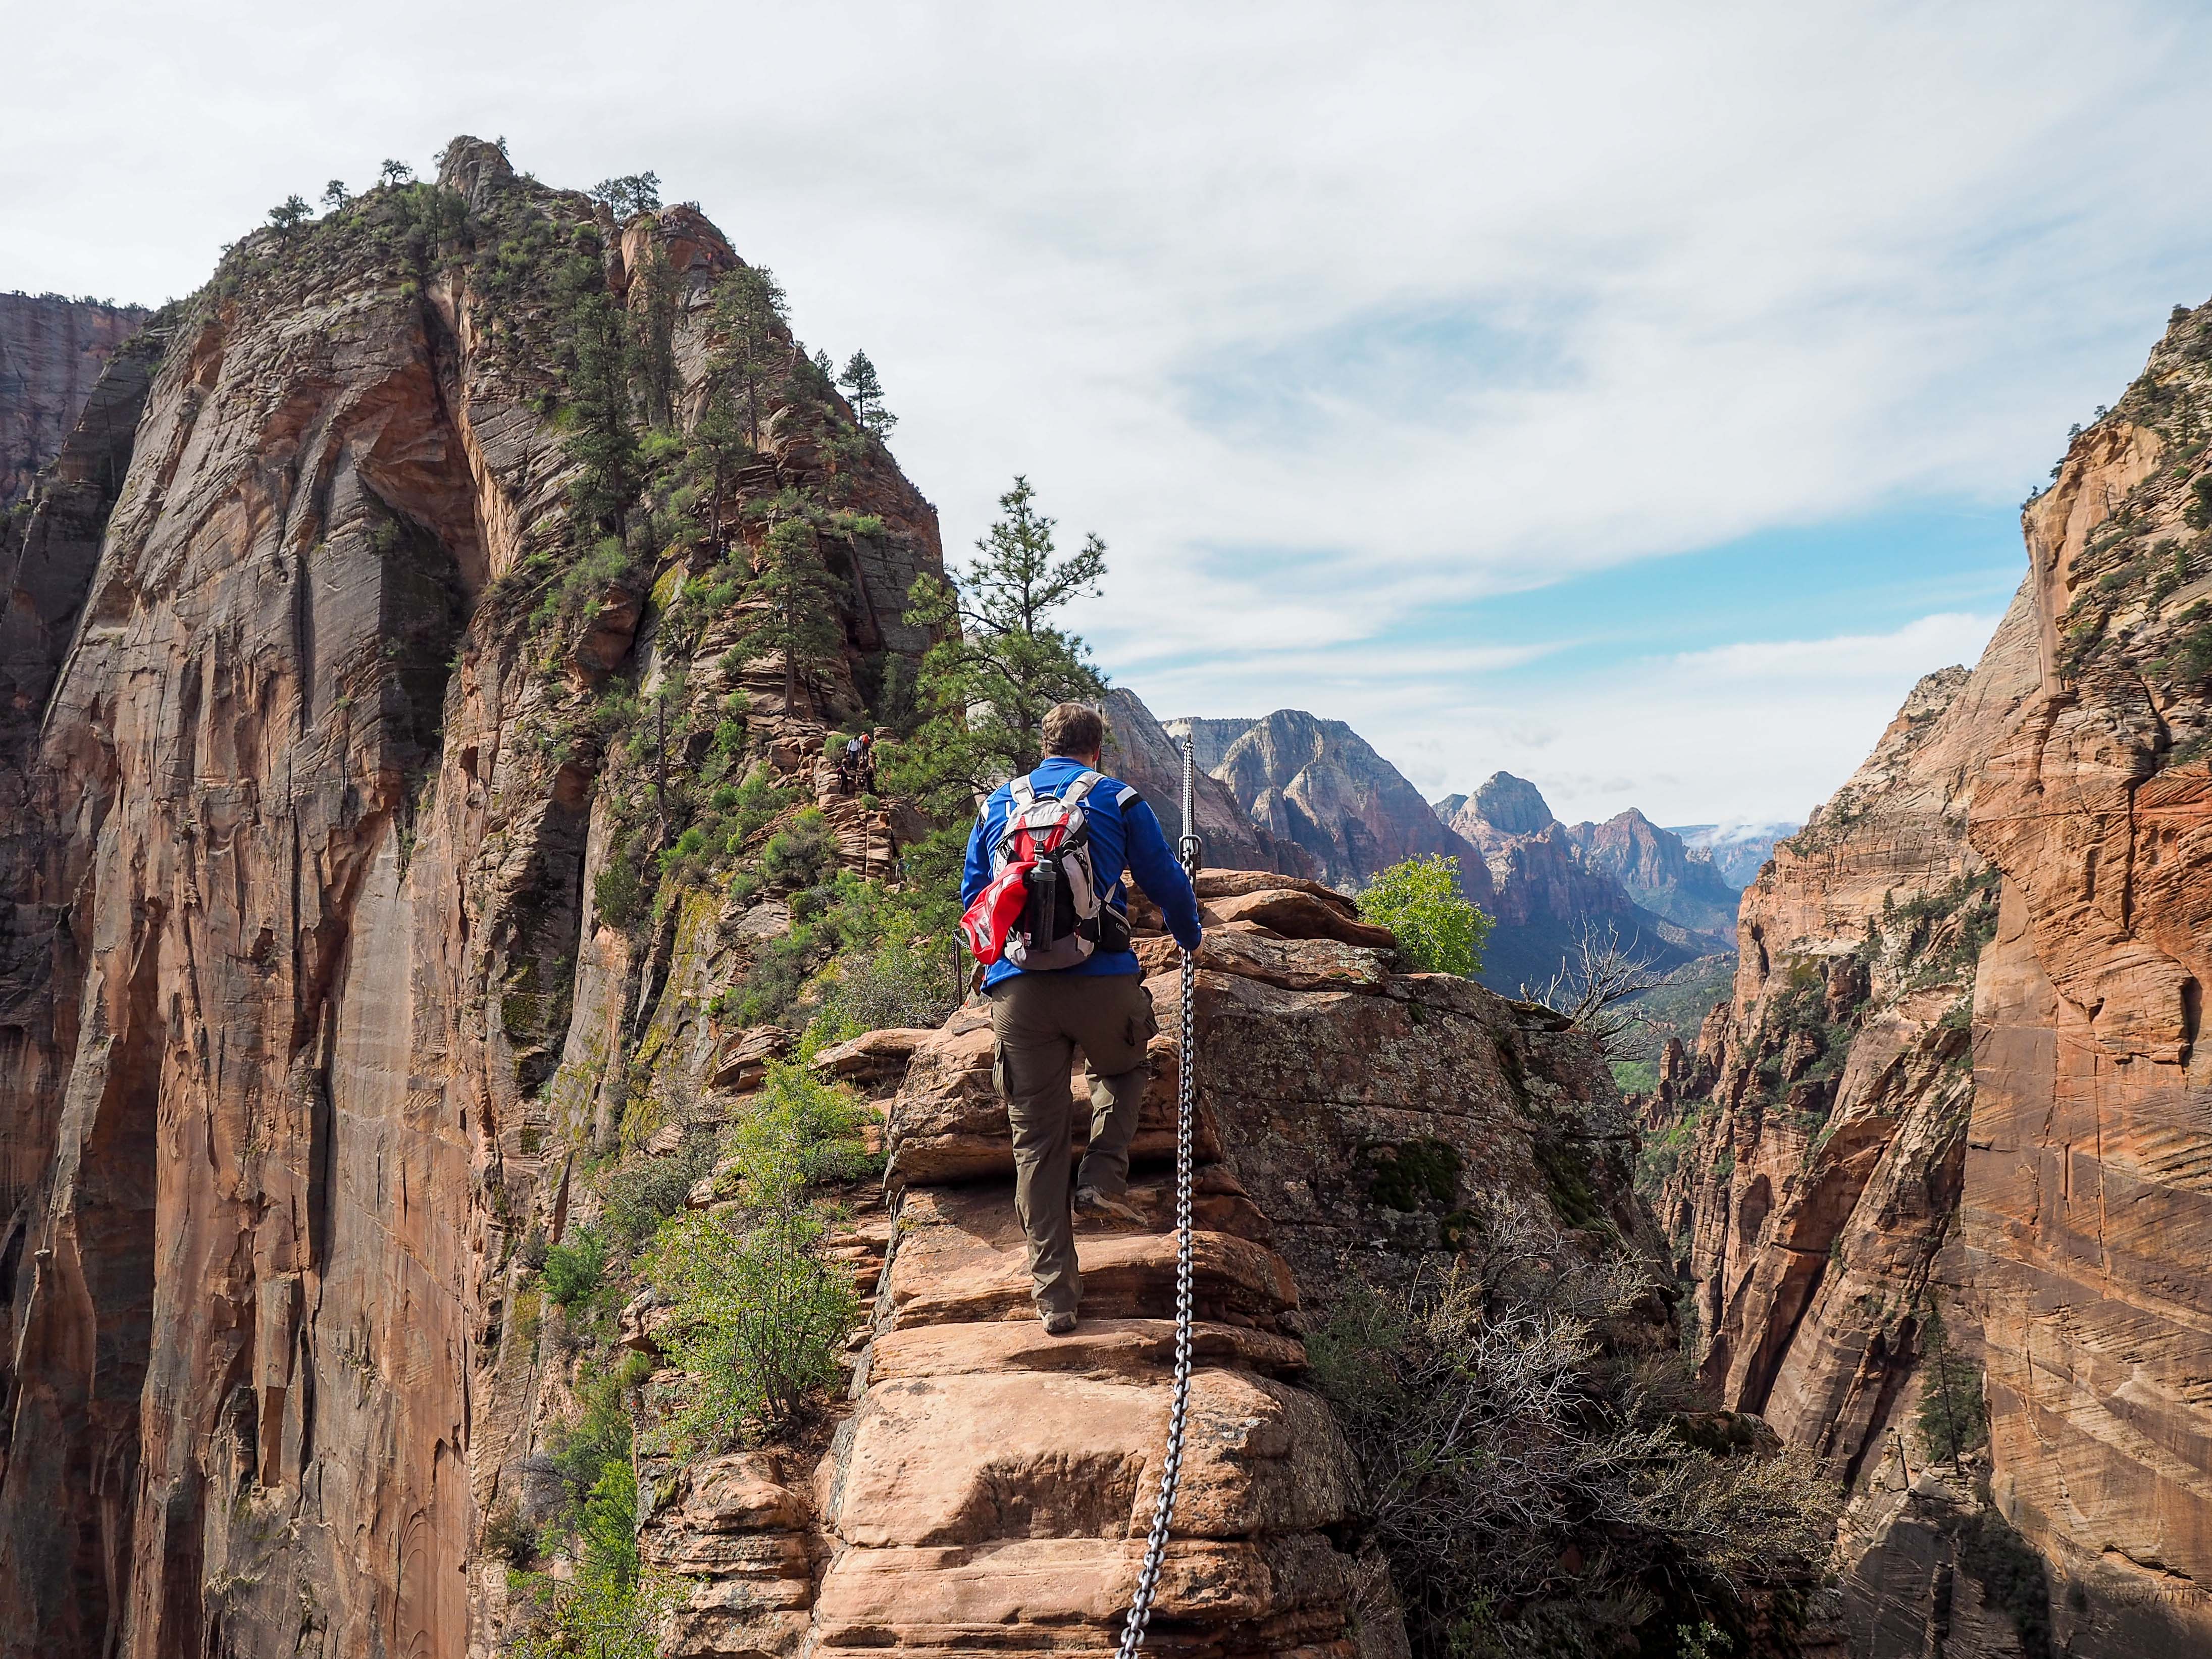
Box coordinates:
[0,292,148,507]
[1652,297,2212,1654]
[641,876,1653,1659]
[0,139,943,1659]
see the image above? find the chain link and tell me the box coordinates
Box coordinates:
[1115,739,1202,1659]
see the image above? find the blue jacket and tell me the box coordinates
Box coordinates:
[963,756,1203,990]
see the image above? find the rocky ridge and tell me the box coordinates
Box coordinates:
[637,869,1655,1659]
[1643,296,2212,1655]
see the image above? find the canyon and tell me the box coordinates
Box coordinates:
[1644,300,2212,1653]
[5,124,2212,1659]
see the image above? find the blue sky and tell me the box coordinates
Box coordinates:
[9,1,2212,824]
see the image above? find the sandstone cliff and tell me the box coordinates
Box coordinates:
[1649,297,2212,1655]
[0,138,943,1659]
[0,293,148,508]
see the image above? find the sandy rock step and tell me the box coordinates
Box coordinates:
[879,1183,1297,1330]
[807,1533,1366,1658]
[864,1315,1306,1382]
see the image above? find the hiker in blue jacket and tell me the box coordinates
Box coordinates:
[961,702,1203,1333]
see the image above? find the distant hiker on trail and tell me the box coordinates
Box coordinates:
[958,702,1203,1335]
[839,730,874,796]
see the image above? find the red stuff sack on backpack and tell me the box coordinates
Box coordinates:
[959,857,1035,964]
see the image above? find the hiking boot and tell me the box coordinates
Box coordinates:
[1073,1186,1146,1226]
[1041,1308,1078,1336]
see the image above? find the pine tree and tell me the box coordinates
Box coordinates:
[558,248,643,538]
[736,502,847,716]
[632,241,680,430]
[711,266,790,450]
[268,195,311,237]
[885,476,1106,827]
[692,391,750,554]
[322,180,351,212]
[379,159,415,187]
[838,350,896,437]
[1916,1305,1988,1473]
[590,172,662,219]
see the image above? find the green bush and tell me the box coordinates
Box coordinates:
[821,938,962,1036]
[482,1500,538,1568]
[762,809,838,890]
[508,1567,674,1659]
[1358,854,1492,976]
[644,1061,876,1447]
[600,1132,719,1249]
[648,1206,859,1446]
[543,1226,608,1307]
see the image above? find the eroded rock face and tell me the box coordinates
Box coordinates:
[644,876,1653,1659]
[1957,307,2212,1649]
[1652,298,2212,1654]
[1104,689,1314,877]
[0,140,943,1659]
[0,293,149,508]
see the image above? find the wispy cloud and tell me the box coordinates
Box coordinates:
[5,1,2203,822]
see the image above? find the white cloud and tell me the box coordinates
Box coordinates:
[4,2,2203,821]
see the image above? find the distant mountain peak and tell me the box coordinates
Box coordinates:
[1470,771,1554,835]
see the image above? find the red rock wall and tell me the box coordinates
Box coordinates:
[0,139,945,1659]
[1654,298,2212,1655]
[0,293,148,508]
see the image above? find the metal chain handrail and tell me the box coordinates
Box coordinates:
[1115,737,1202,1659]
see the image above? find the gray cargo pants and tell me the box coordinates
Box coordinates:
[989,971,1158,1319]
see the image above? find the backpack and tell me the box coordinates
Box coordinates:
[959,769,1135,970]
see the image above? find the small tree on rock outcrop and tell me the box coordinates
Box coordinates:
[839,349,896,437]
[589,171,662,220]
[1359,855,1491,976]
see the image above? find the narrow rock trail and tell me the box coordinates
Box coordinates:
[644,873,1652,1659]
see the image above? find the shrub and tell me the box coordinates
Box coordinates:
[1917,1305,1988,1468]
[644,1062,876,1447]
[821,938,963,1035]
[1308,1193,1838,1658]
[507,1567,675,1659]
[647,1207,859,1445]
[600,1131,719,1249]
[1358,854,1492,976]
[594,853,646,930]
[543,1226,608,1307]
[762,809,838,890]
[482,1499,538,1568]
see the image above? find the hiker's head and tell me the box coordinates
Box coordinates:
[1042,702,1104,765]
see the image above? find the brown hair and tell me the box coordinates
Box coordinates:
[1041,702,1105,759]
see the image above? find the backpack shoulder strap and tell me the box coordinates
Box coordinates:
[1061,769,1105,807]
[1009,775,1037,809]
